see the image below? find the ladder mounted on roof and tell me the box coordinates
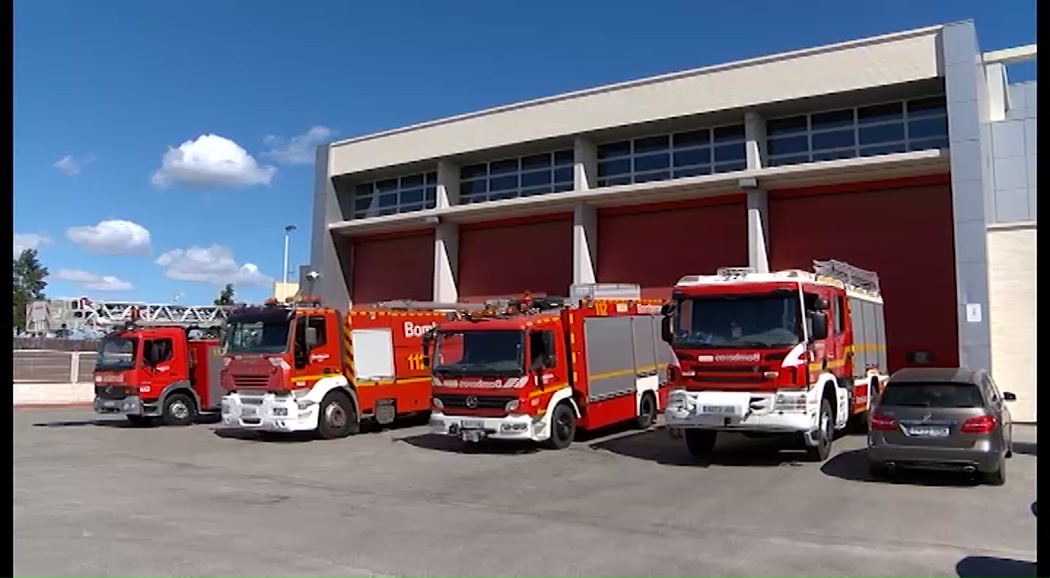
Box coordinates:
[813,259,881,295]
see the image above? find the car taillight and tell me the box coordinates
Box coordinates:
[961,415,996,434]
[869,412,896,431]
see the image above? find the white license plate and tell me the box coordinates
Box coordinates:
[242,407,258,417]
[701,405,737,415]
[103,401,117,408]
[461,419,484,430]
[908,426,950,437]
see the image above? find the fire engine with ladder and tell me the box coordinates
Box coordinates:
[93,304,230,426]
[422,284,674,450]
[660,260,888,462]
[219,297,480,439]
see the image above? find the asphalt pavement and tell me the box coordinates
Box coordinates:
[13,408,1038,577]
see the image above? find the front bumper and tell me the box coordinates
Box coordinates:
[219,392,318,433]
[429,412,548,442]
[664,390,818,433]
[867,439,1003,473]
[94,395,158,417]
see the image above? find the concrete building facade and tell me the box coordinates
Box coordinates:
[309,21,1038,421]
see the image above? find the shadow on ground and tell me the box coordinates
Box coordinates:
[32,414,220,429]
[210,413,430,443]
[395,433,541,455]
[955,555,1037,577]
[822,449,991,487]
[589,428,816,468]
[1013,441,1037,457]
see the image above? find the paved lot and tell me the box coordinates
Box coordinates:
[14,408,1037,577]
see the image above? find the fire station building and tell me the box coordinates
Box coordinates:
[309,22,1038,421]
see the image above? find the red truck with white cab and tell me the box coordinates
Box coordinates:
[423,285,673,450]
[93,314,226,426]
[660,261,888,462]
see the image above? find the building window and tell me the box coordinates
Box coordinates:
[351,172,438,219]
[766,95,949,168]
[459,149,575,204]
[595,124,746,187]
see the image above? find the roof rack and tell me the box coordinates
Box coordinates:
[813,259,881,295]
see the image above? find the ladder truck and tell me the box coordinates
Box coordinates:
[660,260,888,462]
[93,306,229,426]
[219,297,477,439]
[422,284,674,450]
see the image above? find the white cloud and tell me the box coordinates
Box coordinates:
[66,219,152,256]
[151,134,277,189]
[53,154,95,176]
[13,233,51,256]
[155,244,272,287]
[53,269,133,292]
[261,126,335,165]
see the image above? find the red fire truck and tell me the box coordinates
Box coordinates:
[93,315,226,426]
[660,260,888,462]
[219,298,468,439]
[423,286,673,450]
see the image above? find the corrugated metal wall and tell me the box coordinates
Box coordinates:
[457,214,573,300]
[351,232,435,305]
[596,195,748,299]
[767,176,958,372]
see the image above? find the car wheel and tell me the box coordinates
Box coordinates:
[984,459,1007,486]
[805,399,834,462]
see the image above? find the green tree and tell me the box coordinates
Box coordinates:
[13,249,49,331]
[214,283,235,306]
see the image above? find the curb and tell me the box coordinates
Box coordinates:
[13,402,94,410]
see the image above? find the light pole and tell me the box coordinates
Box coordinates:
[282,225,297,288]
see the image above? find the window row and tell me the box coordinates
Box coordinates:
[765,96,950,167]
[595,125,748,187]
[351,171,438,219]
[459,150,575,204]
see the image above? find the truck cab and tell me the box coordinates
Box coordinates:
[93,321,224,426]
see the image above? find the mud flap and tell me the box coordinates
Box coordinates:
[374,399,396,425]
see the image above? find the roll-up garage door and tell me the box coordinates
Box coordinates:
[351,231,434,305]
[596,195,747,299]
[767,175,957,372]
[458,214,572,301]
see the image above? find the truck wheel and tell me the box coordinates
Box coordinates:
[126,415,153,427]
[805,399,834,462]
[543,402,576,450]
[317,391,359,440]
[634,392,657,430]
[685,430,717,460]
[162,393,197,426]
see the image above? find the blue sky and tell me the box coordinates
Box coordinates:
[13,0,1036,306]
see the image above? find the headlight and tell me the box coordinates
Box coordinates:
[296,400,316,411]
[432,397,444,410]
[774,391,807,411]
[504,399,519,412]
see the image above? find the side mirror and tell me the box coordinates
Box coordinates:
[304,326,319,348]
[1003,391,1017,402]
[660,302,676,316]
[808,312,828,340]
[660,316,673,344]
[812,298,830,311]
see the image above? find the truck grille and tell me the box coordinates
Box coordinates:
[231,375,269,389]
[95,385,135,400]
[437,394,516,411]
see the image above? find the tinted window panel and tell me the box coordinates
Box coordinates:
[554,149,575,166]
[908,117,949,140]
[460,164,488,180]
[353,196,372,211]
[400,188,424,204]
[598,141,631,159]
[879,382,985,408]
[488,174,518,191]
[812,149,856,162]
[598,176,632,187]
[521,186,553,197]
[811,129,855,151]
[713,124,745,143]
[354,183,374,196]
[766,116,807,136]
[521,170,552,187]
[634,171,670,184]
[859,123,905,145]
[377,193,398,207]
[598,158,631,178]
[768,155,810,167]
[489,189,518,201]
[810,109,854,131]
[424,186,436,201]
[634,135,670,154]
[713,143,745,162]
[426,172,438,184]
[461,179,487,195]
[767,135,808,156]
[553,166,573,184]
[400,174,424,188]
[521,153,551,170]
[673,166,711,178]
[857,102,903,125]
[907,96,948,118]
[673,148,710,167]
[400,202,423,213]
[673,130,710,148]
[860,143,906,156]
[552,181,574,193]
[634,152,671,172]
[713,160,746,173]
[375,179,399,193]
[489,159,518,175]
[908,137,950,151]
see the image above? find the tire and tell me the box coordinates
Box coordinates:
[317,391,359,440]
[162,393,197,426]
[805,399,834,462]
[685,430,717,460]
[126,415,153,427]
[634,392,657,430]
[543,402,576,450]
[984,458,1006,486]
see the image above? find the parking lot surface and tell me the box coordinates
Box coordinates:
[14,408,1037,577]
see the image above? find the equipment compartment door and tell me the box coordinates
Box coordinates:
[582,316,636,402]
[350,329,395,381]
[205,345,225,410]
[630,316,658,377]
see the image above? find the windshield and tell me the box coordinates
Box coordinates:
[224,319,292,354]
[672,293,802,348]
[433,330,524,377]
[879,382,985,408]
[96,337,137,371]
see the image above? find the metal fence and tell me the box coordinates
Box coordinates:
[13,350,96,384]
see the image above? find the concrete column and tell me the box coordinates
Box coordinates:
[436,160,460,208]
[742,180,770,273]
[433,222,459,303]
[572,204,597,285]
[309,145,353,309]
[573,138,597,191]
[744,111,767,170]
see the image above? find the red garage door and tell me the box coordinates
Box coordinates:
[351,231,434,305]
[458,214,572,301]
[767,175,958,372]
[597,195,748,299]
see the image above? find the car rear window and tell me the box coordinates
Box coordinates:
[879,382,985,408]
